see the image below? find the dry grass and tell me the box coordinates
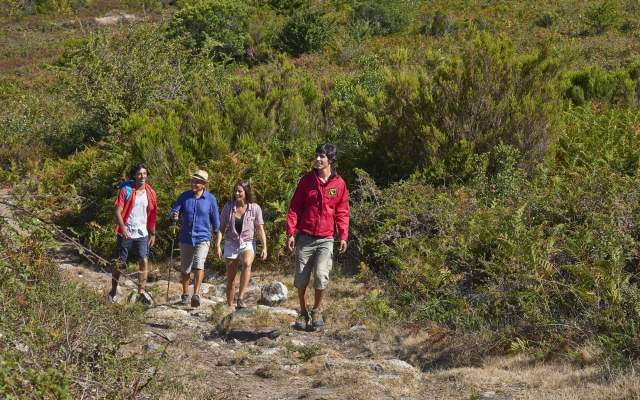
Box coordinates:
[429,354,640,400]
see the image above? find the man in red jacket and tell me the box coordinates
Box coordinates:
[287,143,349,330]
[108,163,157,304]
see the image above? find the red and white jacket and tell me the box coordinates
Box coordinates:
[113,183,157,236]
[286,170,349,241]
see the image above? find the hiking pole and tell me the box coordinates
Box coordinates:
[166,220,177,301]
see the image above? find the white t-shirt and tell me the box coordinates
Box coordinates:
[126,191,148,239]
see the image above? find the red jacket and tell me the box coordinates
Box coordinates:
[287,170,349,241]
[113,183,157,235]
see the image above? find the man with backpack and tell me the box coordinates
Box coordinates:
[170,169,220,308]
[287,143,350,330]
[108,163,157,303]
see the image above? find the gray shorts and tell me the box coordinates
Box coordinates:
[180,241,210,274]
[294,234,334,290]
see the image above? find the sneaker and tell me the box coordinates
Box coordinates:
[138,291,154,306]
[236,299,247,309]
[191,294,201,308]
[310,309,324,328]
[180,294,189,305]
[294,309,310,330]
[106,291,117,303]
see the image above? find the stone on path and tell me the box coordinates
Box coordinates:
[259,281,288,306]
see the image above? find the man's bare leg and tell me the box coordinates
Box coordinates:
[138,258,148,293]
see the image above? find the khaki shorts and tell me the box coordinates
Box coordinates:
[180,241,210,274]
[294,234,334,290]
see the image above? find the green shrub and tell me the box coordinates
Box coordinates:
[584,0,620,34]
[277,7,334,56]
[534,12,555,28]
[338,33,561,185]
[350,146,640,363]
[169,0,252,61]
[60,25,191,141]
[420,10,455,37]
[564,65,636,106]
[350,0,413,36]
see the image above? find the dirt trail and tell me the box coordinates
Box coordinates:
[2,188,638,400]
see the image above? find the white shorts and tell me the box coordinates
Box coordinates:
[224,241,256,260]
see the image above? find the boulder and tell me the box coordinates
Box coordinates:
[260,281,288,306]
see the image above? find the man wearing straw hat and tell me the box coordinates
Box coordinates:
[170,169,220,307]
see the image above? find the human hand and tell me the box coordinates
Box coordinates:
[287,236,295,252]
[215,244,222,259]
[339,240,347,254]
[122,227,130,239]
[149,234,156,247]
[261,247,268,261]
[170,212,179,221]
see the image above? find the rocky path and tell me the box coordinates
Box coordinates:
[2,188,637,400]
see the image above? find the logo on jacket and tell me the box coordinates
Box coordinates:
[327,188,337,198]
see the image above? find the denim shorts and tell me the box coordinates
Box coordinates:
[223,241,256,260]
[115,235,149,264]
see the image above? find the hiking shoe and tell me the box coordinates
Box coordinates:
[236,299,247,309]
[310,309,324,328]
[138,291,154,306]
[294,309,310,330]
[106,291,117,303]
[191,294,201,308]
[180,294,189,305]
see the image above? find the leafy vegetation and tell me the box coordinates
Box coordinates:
[5,0,640,373]
[0,221,156,398]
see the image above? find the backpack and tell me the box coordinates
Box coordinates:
[117,180,135,202]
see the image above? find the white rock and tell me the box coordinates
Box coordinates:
[15,342,29,353]
[384,359,416,372]
[289,339,305,347]
[261,347,282,356]
[349,324,367,332]
[480,392,497,400]
[260,282,288,306]
[145,306,189,320]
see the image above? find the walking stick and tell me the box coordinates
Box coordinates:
[167,220,177,301]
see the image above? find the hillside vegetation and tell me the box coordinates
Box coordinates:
[3,0,640,395]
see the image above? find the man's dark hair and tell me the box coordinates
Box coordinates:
[129,163,149,180]
[316,143,337,164]
[233,180,253,204]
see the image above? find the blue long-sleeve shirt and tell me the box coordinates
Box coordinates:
[170,190,220,245]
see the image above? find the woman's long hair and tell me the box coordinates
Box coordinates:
[233,180,253,204]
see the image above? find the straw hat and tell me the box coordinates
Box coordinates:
[191,169,209,182]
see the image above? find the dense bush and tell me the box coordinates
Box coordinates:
[168,0,252,61]
[350,0,413,36]
[350,130,640,362]
[333,33,561,185]
[60,25,192,141]
[584,0,620,34]
[276,6,334,56]
[419,10,455,37]
[564,62,640,106]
